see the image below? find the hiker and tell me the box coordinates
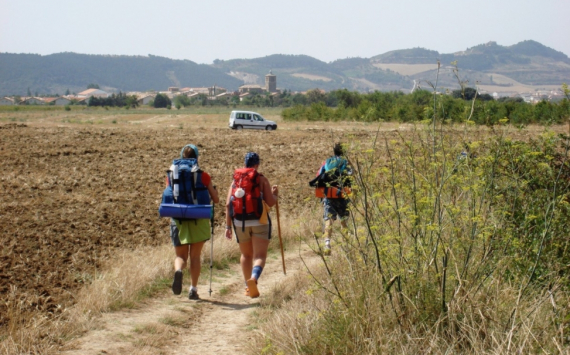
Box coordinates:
[225,152,278,298]
[315,143,352,255]
[168,144,219,300]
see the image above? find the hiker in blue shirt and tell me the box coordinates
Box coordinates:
[318,143,352,255]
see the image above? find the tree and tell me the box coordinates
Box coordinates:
[125,95,139,108]
[173,95,191,108]
[153,93,171,108]
[306,89,327,105]
[452,87,478,100]
[87,83,100,89]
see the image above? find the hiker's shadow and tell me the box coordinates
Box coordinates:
[198,299,259,310]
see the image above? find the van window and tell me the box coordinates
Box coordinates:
[253,114,263,121]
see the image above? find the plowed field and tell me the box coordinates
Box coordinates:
[0,109,378,328]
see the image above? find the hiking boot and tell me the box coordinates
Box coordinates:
[323,244,332,256]
[188,288,200,300]
[172,270,183,295]
[246,278,260,298]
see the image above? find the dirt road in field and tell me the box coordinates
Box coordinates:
[61,244,316,355]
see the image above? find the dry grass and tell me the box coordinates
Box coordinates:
[250,255,570,354]
[0,210,313,354]
[1,244,174,354]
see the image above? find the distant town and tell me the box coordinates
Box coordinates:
[0,70,567,106]
[0,71,281,107]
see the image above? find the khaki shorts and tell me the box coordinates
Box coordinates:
[233,223,271,243]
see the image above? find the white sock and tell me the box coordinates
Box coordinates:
[325,239,331,247]
[190,286,197,292]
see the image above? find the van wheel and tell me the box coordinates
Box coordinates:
[236,125,243,130]
[265,125,273,131]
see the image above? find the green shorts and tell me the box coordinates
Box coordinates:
[170,219,210,246]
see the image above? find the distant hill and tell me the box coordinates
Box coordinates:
[212,54,409,92]
[0,52,243,96]
[1,40,569,96]
[371,48,440,64]
[373,40,570,87]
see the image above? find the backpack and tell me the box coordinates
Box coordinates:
[230,168,263,231]
[309,156,351,198]
[171,158,210,205]
[159,158,210,221]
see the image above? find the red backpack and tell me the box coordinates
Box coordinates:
[231,168,263,230]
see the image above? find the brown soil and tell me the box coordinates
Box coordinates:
[0,112,378,329]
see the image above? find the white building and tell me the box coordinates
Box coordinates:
[137,94,155,105]
[0,97,15,105]
[20,97,45,105]
[77,88,109,98]
[42,97,72,106]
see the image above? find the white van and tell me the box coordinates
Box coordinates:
[228,110,278,130]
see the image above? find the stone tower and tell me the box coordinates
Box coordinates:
[265,70,277,93]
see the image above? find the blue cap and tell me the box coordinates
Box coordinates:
[180,144,199,159]
[244,152,260,167]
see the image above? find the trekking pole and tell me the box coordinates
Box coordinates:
[209,189,215,296]
[275,197,286,275]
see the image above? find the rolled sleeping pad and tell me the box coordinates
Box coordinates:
[159,204,213,219]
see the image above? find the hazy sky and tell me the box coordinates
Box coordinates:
[1,0,568,64]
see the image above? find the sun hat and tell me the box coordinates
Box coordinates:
[180,144,199,158]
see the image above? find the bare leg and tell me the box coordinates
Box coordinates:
[324,219,334,240]
[174,245,189,271]
[251,236,270,269]
[238,240,254,283]
[189,241,206,287]
[172,245,189,295]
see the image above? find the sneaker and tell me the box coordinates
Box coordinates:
[188,288,200,300]
[323,244,332,256]
[246,278,260,298]
[172,270,183,295]
[244,287,250,297]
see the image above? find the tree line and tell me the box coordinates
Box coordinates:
[281,87,570,125]
[88,92,138,108]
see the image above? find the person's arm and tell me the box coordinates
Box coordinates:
[206,182,219,204]
[260,176,278,207]
[225,183,234,240]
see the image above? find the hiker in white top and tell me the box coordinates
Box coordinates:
[225,152,278,298]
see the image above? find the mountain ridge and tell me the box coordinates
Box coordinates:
[1,40,568,96]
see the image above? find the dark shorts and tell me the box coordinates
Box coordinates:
[323,198,349,221]
[170,220,183,247]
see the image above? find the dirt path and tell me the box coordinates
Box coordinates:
[62,245,315,355]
